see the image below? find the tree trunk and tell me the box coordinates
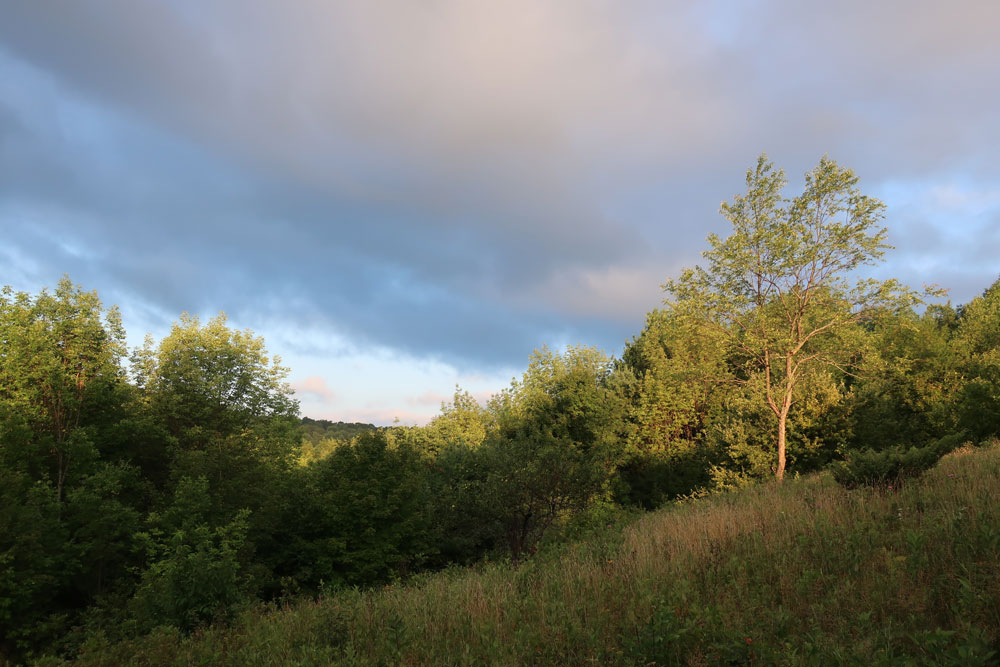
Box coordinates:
[776,411,787,481]
[56,449,67,503]
[776,353,794,482]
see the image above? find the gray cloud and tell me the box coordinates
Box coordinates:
[2,0,999,371]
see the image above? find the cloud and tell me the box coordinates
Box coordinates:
[407,392,449,408]
[516,261,669,322]
[2,0,1000,387]
[290,376,338,405]
[928,185,1000,216]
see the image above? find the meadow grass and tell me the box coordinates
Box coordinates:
[57,444,1000,665]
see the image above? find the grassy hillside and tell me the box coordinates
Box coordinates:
[54,445,1000,665]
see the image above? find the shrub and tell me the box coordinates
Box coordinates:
[128,477,252,633]
[831,443,944,489]
[929,431,971,457]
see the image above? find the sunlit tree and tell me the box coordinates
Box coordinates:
[665,156,924,480]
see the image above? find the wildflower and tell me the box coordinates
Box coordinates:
[745,637,753,645]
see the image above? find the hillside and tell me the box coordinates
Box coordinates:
[299,418,378,446]
[59,444,1000,666]
[298,417,379,462]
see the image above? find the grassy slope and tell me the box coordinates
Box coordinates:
[58,446,1000,665]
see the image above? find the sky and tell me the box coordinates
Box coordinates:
[2,1,999,425]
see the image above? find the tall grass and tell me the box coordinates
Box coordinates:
[53,445,1000,665]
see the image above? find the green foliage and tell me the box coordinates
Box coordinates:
[304,431,436,587]
[847,309,962,450]
[614,452,711,509]
[423,441,499,564]
[299,417,376,447]
[618,304,852,504]
[625,595,760,666]
[298,418,376,464]
[615,309,722,506]
[5,236,1000,663]
[0,279,136,659]
[706,368,848,479]
[666,155,922,479]
[829,434,965,489]
[137,312,298,447]
[955,278,1000,356]
[130,478,251,633]
[135,313,304,598]
[0,277,127,500]
[475,346,627,559]
[954,278,1000,441]
[0,473,70,657]
[620,309,725,453]
[61,444,1000,666]
[62,463,143,602]
[417,387,491,456]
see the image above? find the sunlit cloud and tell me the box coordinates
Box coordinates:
[291,376,338,405]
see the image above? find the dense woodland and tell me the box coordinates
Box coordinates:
[3,157,1000,662]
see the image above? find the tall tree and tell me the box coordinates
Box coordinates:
[665,155,922,480]
[135,312,301,576]
[137,312,297,443]
[0,279,135,659]
[0,277,126,501]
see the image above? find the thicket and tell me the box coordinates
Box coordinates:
[4,157,1000,662]
[49,444,1000,665]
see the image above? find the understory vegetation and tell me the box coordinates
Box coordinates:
[48,445,1000,665]
[4,156,1000,663]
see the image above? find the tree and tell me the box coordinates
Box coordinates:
[954,277,1000,440]
[472,346,627,560]
[135,313,301,589]
[0,277,126,501]
[137,312,298,443]
[616,309,727,505]
[303,431,435,587]
[846,305,960,449]
[0,279,138,659]
[134,312,299,493]
[419,388,491,455]
[665,155,922,480]
[130,476,251,632]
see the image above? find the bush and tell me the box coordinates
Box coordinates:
[928,431,971,457]
[614,450,711,509]
[831,443,944,489]
[128,478,252,633]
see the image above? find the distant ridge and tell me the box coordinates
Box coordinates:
[299,417,377,446]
